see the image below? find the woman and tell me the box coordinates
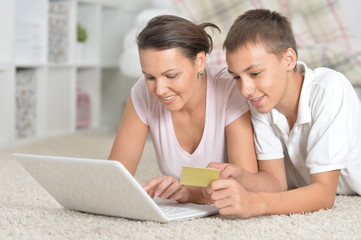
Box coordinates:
[109,15,257,204]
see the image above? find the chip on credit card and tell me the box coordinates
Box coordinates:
[180,166,220,187]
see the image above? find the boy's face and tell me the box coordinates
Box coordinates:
[226,44,293,114]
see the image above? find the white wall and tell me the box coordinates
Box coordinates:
[339,0,361,100]
[339,0,361,40]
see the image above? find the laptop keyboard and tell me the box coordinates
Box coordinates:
[154,199,218,220]
[160,204,207,219]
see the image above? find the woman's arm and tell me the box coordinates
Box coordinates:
[108,97,149,175]
[225,110,258,173]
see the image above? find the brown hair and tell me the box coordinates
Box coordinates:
[137,15,220,60]
[223,9,297,58]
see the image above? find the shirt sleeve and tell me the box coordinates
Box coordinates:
[225,81,249,126]
[306,71,353,174]
[130,77,149,125]
[250,104,284,160]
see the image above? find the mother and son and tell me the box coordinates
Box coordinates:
[108,9,361,218]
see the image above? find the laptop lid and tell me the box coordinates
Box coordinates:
[13,153,218,222]
[14,153,171,222]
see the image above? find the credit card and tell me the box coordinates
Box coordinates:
[180,166,220,187]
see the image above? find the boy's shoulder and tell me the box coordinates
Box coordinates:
[301,62,357,106]
[298,62,351,93]
[308,64,348,87]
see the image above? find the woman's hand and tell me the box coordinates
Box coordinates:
[143,176,190,203]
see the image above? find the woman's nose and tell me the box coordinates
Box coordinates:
[155,79,168,96]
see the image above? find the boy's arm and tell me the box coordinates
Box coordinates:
[209,159,288,192]
[245,159,288,192]
[261,170,340,215]
[207,169,340,218]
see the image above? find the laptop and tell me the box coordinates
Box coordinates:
[13,153,218,223]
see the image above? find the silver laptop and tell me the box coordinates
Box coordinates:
[13,153,218,223]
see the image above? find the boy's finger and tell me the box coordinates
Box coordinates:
[207,162,227,170]
[210,179,236,191]
[220,165,237,179]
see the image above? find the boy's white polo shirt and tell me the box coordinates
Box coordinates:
[250,62,361,194]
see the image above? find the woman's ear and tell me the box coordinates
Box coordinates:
[284,48,297,71]
[195,51,206,71]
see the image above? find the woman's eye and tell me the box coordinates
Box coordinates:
[233,76,240,80]
[145,76,155,80]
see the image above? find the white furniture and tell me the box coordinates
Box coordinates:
[0,0,146,148]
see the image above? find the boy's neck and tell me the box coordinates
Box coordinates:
[276,70,304,129]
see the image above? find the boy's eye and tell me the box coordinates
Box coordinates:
[167,74,177,79]
[250,72,261,77]
[233,76,240,80]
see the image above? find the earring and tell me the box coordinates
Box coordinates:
[198,71,204,78]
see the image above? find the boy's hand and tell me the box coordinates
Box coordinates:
[206,162,243,182]
[205,179,261,218]
[143,176,190,203]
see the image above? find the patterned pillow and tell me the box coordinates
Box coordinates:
[174,0,361,85]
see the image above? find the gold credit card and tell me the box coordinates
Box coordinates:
[180,166,220,187]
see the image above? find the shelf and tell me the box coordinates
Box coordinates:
[0,64,14,71]
[46,67,76,135]
[14,67,47,140]
[101,1,121,7]
[101,68,123,128]
[0,0,132,148]
[15,0,47,65]
[76,68,101,129]
[76,2,100,65]
[0,1,14,64]
[48,0,75,64]
[0,69,15,147]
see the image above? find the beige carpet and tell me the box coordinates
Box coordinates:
[1,130,360,240]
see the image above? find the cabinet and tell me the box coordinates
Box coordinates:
[0,0,138,148]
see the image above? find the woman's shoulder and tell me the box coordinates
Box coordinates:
[207,64,231,79]
[131,76,159,109]
[206,64,235,89]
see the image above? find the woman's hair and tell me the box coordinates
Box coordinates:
[137,15,220,60]
[223,9,298,58]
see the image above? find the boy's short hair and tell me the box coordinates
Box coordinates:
[223,9,298,58]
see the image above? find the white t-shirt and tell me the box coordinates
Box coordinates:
[131,65,249,179]
[250,62,361,195]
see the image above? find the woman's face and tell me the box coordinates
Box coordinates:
[139,48,204,112]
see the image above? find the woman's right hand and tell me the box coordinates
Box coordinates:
[143,176,191,203]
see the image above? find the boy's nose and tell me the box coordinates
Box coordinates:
[238,78,255,97]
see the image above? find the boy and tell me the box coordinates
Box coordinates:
[206,9,361,218]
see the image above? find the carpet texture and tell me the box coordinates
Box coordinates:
[1,130,360,240]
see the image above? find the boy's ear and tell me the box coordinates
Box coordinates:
[285,48,297,71]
